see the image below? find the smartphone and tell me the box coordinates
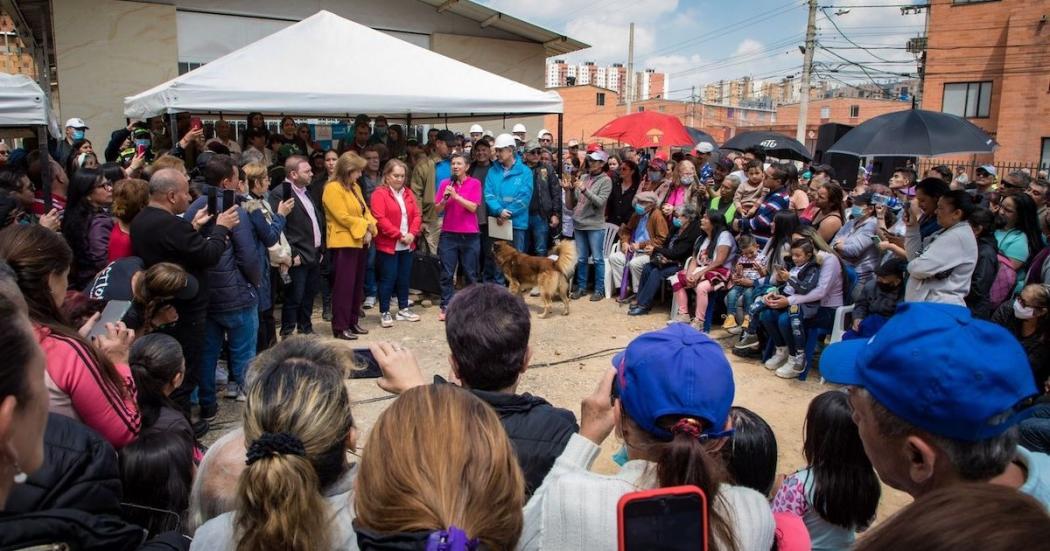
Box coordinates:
[88,300,133,340]
[618,486,708,551]
[282,181,292,202]
[190,116,203,131]
[782,255,793,268]
[349,348,382,379]
[222,189,235,211]
[207,188,218,215]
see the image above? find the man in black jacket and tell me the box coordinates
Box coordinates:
[469,138,498,282]
[132,168,238,422]
[370,283,578,497]
[523,142,563,257]
[271,155,324,337]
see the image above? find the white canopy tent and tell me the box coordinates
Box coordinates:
[0,72,59,137]
[123,10,563,119]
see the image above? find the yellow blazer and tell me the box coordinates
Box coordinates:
[322,180,377,249]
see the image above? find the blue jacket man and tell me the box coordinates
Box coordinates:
[485,134,534,243]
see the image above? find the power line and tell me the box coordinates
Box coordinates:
[818,6,900,62]
[647,0,805,57]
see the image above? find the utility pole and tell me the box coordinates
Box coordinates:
[796,0,818,143]
[689,86,696,127]
[626,22,635,115]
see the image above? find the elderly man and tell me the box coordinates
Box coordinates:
[607,191,668,300]
[206,120,242,162]
[1000,170,1033,198]
[822,302,1050,508]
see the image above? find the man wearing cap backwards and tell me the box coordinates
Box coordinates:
[55,117,89,168]
[515,325,775,550]
[821,302,1050,508]
[523,141,562,257]
[484,133,534,283]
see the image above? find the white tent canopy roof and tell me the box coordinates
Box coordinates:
[0,72,59,136]
[124,10,563,120]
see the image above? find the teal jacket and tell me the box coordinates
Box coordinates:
[485,158,534,230]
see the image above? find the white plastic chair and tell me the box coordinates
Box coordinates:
[602,223,621,298]
[829,304,855,344]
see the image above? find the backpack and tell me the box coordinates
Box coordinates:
[988,253,1018,308]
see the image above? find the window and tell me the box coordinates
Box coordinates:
[942,82,992,118]
[1041,138,1050,173]
[849,105,860,118]
[596,92,605,106]
[820,106,831,119]
[638,106,645,112]
[178,61,206,75]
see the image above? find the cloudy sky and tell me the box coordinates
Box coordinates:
[480,0,926,100]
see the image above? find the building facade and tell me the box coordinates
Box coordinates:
[545,60,667,99]
[921,0,1050,167]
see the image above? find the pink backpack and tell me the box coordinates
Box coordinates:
[988,253,1018,308]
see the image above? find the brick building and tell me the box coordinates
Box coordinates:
[0,13,36,78]
[921,0,1050,168]
[542,85,623,145]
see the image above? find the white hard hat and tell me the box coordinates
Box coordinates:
[65,117,88,129]
[537,129,552,140]
[512,123,527,134]
[469,124,484,134]
[483,130,494,138]
[493,133,517,149]
[694,141,714,154]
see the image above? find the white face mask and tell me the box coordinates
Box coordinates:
[1013,299,1036,320]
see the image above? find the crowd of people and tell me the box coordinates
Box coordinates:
[0,112,1049,550]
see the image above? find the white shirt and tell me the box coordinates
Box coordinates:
[392,189,410,252]
[291,182,322,248]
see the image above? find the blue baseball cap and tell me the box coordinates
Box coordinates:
[821,302,1038,442]
[613,324,735,441]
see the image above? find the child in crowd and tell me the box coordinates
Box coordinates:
[757,239,821,370]
[772,391,881,551]
[844,257,907,340]
[734,159,767,217]
[129,333,201,462]
[724,234,766,334]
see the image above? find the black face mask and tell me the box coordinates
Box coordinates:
[995,214,1009,229]
[877,281,899,292]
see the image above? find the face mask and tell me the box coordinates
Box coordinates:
[612,445,629,467]
[648,171,662,182]
[633,204,646,215]
[877,281,898,293]
[850,206,863,219]
[681,175,695,185]
[672,218,683,228]
[72,129,85,141]
[1014,299,1037,320]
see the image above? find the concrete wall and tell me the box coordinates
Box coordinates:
[52,0,179,138]
[430,33,547,138]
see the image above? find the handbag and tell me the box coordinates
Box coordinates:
[410,236,442,295]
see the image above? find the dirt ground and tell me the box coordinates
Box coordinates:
[203,292,911,523]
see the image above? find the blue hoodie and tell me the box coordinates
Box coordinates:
[484,157,534,230]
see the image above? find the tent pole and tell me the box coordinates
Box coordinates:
[406,114,412,141]
[38,126,51,212]
[168,112,178,144]
[557,113,564,176]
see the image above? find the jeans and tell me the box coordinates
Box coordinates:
[438,232,480,308]
[377,249,413,313]
[1019,402,1050,454]
[636,263,679,309]
[199,306,259,408]
[281,262,320,335]
[725,286,759,324]
[364,243,377,298]
[330,247,366,333]
[760,306,835,355]
[493,228,528,286]
[574,228,605,293]
[528,213,549,256]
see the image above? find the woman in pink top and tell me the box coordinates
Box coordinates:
[435,153,481,320]
[0,224,140,449]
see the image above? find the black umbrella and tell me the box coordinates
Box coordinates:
[827,109,996,157]
[685,127,718,149]
[722,131,812,162]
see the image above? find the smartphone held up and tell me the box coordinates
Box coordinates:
[618,485,709,551]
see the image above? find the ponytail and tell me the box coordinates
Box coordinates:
[236,450,330,551]
[652,417,738,551]
[128,333,184,430]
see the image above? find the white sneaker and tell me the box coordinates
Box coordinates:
[224,383,239,399]
[363,296,377,309]
[765,347,790,371]
[530,288,541,297]
[236,390,247,402]
[775,354,806,379]
[396,309,421,322]
[380,312,394,328]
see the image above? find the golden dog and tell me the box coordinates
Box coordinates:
[492,240,578,317]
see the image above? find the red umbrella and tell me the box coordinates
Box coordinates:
[592,111,695,149]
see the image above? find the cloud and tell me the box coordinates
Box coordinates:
[734,39,765,57]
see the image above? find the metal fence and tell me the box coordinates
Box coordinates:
[915,158,1048,180]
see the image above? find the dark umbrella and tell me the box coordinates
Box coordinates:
[827,109,996,157]
[685,127,718,149]
[722,131,812,162]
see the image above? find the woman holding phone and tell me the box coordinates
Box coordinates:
[434,153,481,321]
[322,152,376,340]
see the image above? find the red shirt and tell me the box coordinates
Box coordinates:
[32,190,66,215]
[107,223,133,263]
[371,185,422,255]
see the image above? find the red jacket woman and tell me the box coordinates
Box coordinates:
[370,160,424,327]
[371,179,422,254]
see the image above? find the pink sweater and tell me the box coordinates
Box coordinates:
[36,325,141,448]
[437,176,482,234]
